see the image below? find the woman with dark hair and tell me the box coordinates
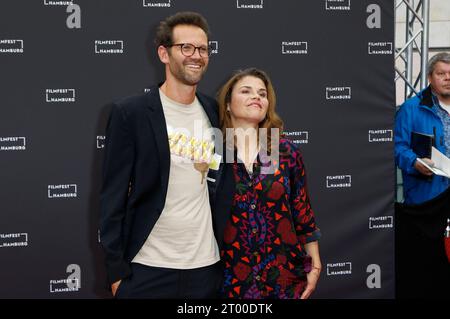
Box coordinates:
[215,68,322,299]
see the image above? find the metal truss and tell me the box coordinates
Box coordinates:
[395,0,430,202]
[395,0,430,101]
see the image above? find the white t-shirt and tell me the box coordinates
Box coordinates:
[132,89,219,269]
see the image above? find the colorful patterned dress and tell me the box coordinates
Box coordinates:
[221,138,321,299]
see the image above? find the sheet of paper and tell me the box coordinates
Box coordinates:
[416,158,450,178]
[431,147,450,177]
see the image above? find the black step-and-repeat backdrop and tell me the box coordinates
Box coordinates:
[0,0,394,298]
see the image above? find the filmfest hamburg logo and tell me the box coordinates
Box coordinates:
[95,40,124,54]
[281,41,308,55]
[209,41,219,55]
[327,262,352,275]
[237,0,264,9]
[45,89,76,103]
[368,42,393,55]
[368,129,393,142]
[97,136,106,149]
[49,264,81,293]
[284,131,309,144]
[0,137,26,151]
[325,0,351,11]
[326,87,351,100]
[48,184,78,199]
[369,216,393,229]
[326,175,351,188]
[43,0,73,5]
[143,0,171,7]
[0,233,28,248]
[0,39,23,54]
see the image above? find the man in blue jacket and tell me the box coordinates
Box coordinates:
[395,52,450,205]
[395,52,450,299]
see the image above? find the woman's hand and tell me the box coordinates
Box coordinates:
[300,266,321,299]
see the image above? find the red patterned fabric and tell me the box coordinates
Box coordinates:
[221,139,321,299]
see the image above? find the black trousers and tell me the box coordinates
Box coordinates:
[115,261,223,299]
[395,190,450,299]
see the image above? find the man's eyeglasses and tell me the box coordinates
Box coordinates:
[168,43,212,57]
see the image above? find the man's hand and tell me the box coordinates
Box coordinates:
[414,158,434,176]
[111,280,122,297]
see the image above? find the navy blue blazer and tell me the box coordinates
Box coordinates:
[99,85,229,285]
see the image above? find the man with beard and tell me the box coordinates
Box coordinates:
[100,12,226,298]
[395,52,450,298]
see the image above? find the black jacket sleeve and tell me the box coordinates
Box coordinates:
[99,103,134,285]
